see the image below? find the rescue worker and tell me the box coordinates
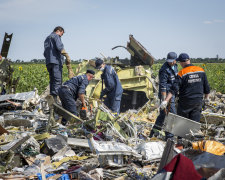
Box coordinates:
[44,26,71,102]
[95,59,123,115]
[58,69,95,125]
[160,53,210,123]
[150,52,178,139]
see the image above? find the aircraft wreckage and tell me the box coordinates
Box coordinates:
[0,34,225,180]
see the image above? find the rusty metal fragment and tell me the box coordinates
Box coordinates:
[1,33,13,58]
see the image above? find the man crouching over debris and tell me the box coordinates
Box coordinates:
[95,59,123,116]
[58,70,95,125]
[160,53,210,123]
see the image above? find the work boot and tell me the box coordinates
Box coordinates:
[149,130,154,138]
[149,125,162,138]
[149,128,160,138]
[61,118,67,126]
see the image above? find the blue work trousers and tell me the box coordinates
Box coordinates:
[47,63,62,96]
[58,86,78,125]
[177,101,202,122]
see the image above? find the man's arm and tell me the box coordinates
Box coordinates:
[161,92,167,101]
[78,93,86,108]
[54,35,64,52]
[159,76,180,110]
[202,72,210,103]
[165,92,173,102]
[159,70,168,100]
[61,49,74,78]
[78,77,88,107]
[159,92,173,110]
[204,94,209,99]
[203,73,210,95]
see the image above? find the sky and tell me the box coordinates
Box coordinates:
[0,0,225,61]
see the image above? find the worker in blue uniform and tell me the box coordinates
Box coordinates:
[95,59,123,115]
[150,52,178,139]
[44,26,71,102]
[160,53,210,123]
[58,70,95,125]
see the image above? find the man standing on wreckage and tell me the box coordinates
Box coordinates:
[58,70,95,125]
[160,53,210,132]
[95,59,123,116]
[150,52,178,140]
[44,26,73,103]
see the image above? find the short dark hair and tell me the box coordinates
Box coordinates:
[53,26,64,33]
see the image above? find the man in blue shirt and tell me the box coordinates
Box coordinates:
[58,69,95,125]
[44,26,71,102]
[150,52,178,139]
[95,59,123,115]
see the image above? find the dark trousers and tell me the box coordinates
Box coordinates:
[104,96,122,115]
[58,86,77,125]
[177,101,202,122]
[105,99,121,115]
[47,63,62,96]
[151,95,176,139]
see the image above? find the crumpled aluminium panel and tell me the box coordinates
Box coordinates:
[135,141,165,161]
[164,113,201,139]
[88,137,140,156]
[3,110,48,128]
[88,135,142,167]
[0,91,36,102]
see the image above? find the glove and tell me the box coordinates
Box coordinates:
[67,64,75,78]
[61,49,70,59]
[65,56,71,65]
[161,95,166,101]
[80,106,87,120]
[204,98,210,106]
[159,100,168,110]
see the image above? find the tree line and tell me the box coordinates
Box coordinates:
[12,57,225,64]
[155,57,225,64]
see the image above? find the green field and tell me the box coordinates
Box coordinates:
[152,63,225,94]
[12,63,225,94]
[12,64,76,95]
